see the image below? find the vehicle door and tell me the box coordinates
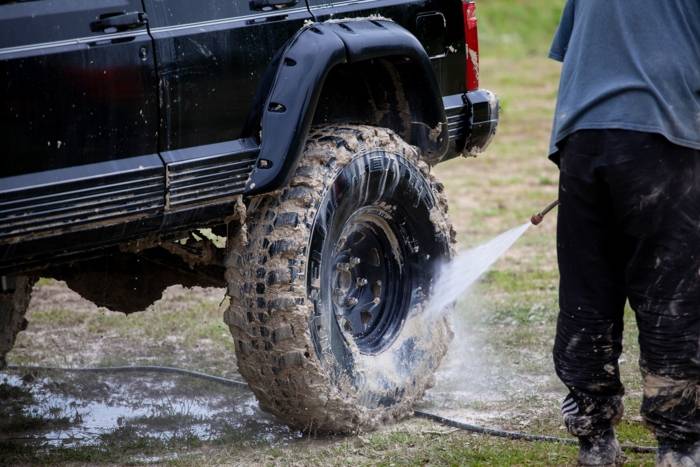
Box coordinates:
[0,0,162,244]
[142,0,311,211]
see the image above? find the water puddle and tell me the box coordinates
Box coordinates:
[0,368,300,450]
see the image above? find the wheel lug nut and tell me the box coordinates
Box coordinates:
[372,297,381,305]
[356,277,368,287]
[345,297,358,306]
[336,262,350,272]
[349,257,361,267]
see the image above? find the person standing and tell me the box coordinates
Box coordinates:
[548,1,700,465]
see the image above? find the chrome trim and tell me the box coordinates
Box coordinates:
[308,0,392,12]
[148,7,310,35]
[311,0,378,9]
[0,30,149,57]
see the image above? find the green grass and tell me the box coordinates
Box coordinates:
[164,424,655,466]
[479,0,565,58]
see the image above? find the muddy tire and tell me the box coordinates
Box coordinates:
[225,125,455,432]
[0,276,37,369]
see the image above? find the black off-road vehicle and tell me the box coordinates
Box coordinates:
[0,0,497,432]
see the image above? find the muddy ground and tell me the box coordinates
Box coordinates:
[3,275,578,465]
[1,53,657,465]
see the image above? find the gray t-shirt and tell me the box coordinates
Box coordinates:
[549,0,700,161]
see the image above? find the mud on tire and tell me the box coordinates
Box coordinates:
[225,125,455,432]
[0,276,37,369]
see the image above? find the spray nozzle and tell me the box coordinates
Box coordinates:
[530,200,559,226]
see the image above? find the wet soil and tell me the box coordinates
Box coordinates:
[1,278,565,459]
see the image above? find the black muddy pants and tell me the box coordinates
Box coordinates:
[554,129,700,446]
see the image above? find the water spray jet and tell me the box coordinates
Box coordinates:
[426,199,561,319]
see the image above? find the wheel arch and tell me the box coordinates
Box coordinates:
[244,20,448,195]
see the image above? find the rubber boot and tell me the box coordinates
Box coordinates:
[577,429,625,466]
[656,440,700,467]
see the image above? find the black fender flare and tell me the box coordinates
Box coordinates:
[245,20,448,195]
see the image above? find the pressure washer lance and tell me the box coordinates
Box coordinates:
[530,199,560,226]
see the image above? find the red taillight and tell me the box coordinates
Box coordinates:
[462,0,479,91]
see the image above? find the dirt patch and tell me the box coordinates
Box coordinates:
[10,281,237,377]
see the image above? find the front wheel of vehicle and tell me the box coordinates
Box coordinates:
[225,125,454,432]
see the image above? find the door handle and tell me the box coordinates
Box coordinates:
[249,0,298,12]
[91,11,148,33]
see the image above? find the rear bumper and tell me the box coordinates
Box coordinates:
[442,90,499,161]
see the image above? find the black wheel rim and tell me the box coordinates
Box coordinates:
[307,150,450,379]
[329,207,408,354]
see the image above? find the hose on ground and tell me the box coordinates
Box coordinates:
[413,410,656,454]
[4,364,657,453]
[5,364,248,387]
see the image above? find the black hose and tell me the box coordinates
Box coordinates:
[5,364,248,387]
[4,364,657,453]
[414,410,578,445]
[414,410,656,454]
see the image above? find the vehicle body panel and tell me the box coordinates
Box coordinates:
[307,0,465,97]
[0,0,497,275]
